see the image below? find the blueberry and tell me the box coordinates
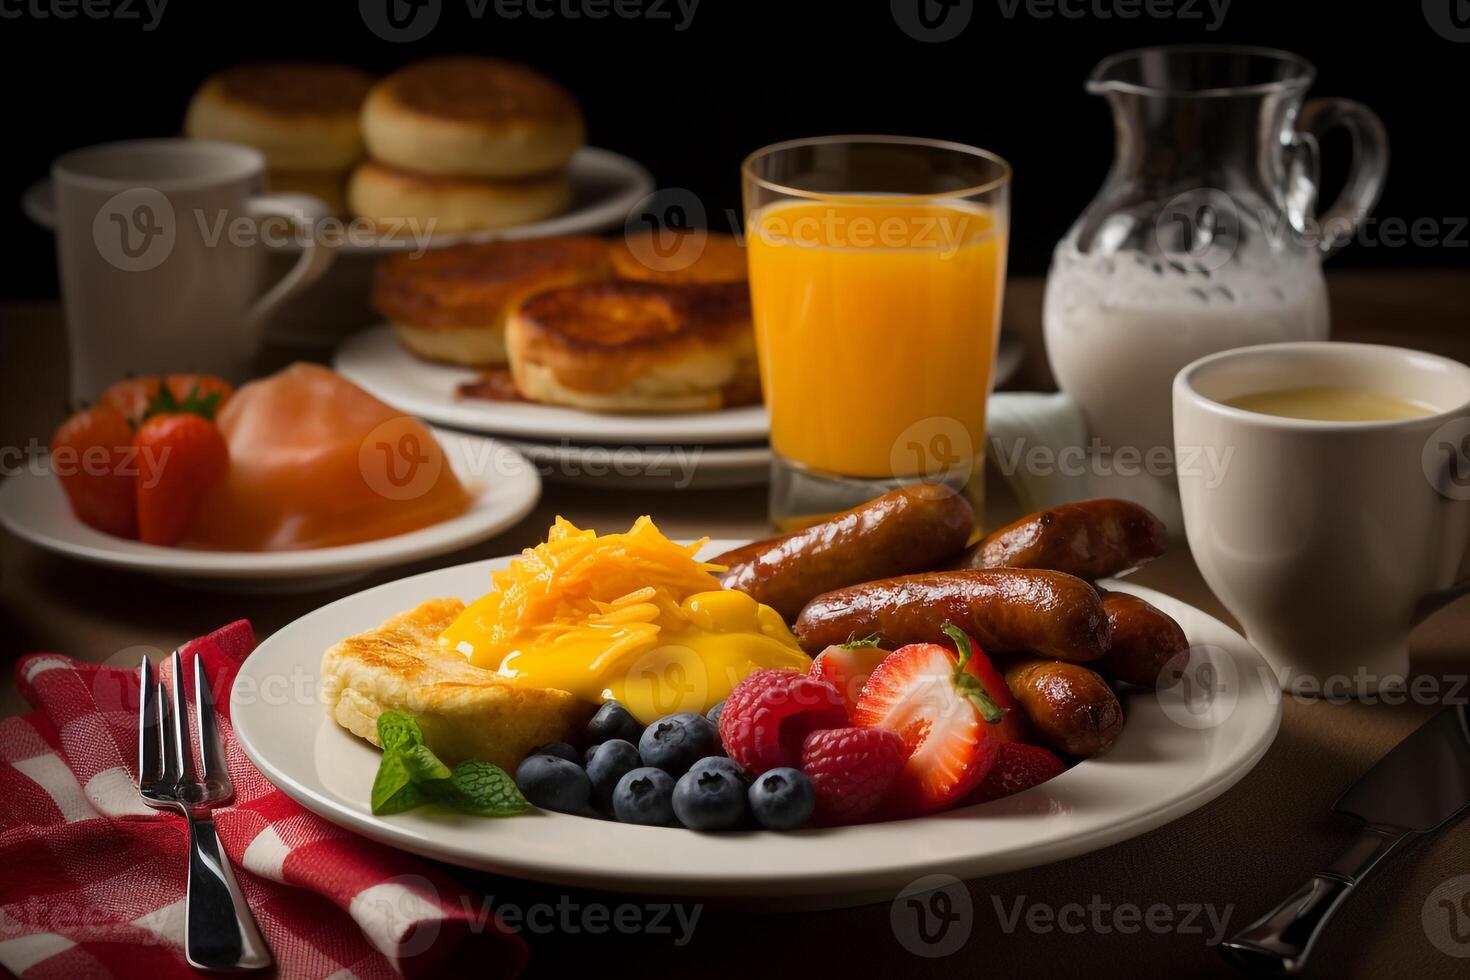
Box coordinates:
[748,768,815,831]
[672,761,749,831]
[706,700,726,726]
[584,743,600,764]
[586,738,641,811]
[612,767,676,825]
[588,700,643,746]
[638,712,720,775]
[514,755,591,814]
[689,755,745,784]
[527,741,580,764]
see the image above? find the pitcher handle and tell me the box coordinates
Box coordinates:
[242,192,337,345]
[1296,97,1389,258]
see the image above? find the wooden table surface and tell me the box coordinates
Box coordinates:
[3,270,1469,978]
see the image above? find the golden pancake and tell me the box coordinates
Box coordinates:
[320,598,590,769]
[506,281,761,412]
[611,230,748,284]
[348,160,572,237]
[185,62,372,172]
[361,57,584,179]
[373,237,612,367]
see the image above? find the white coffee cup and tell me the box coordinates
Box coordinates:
[1174,342,1470,695]
[51,139,336,400]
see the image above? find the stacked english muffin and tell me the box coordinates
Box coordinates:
[185,62,373,215]
[350,57,585,234]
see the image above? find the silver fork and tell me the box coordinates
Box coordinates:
[139,650,271,971]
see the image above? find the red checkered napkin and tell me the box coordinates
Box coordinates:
[0,621,529,980]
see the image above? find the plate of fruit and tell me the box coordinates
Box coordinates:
[0,365,540,590]
[232,488,1280,901]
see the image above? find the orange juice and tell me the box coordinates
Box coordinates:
[746,199,1006,479]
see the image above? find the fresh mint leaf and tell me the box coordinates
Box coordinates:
[371,751,426,814]
[402,743,452,783]
[434,760,528,817]
[376,711,424,754]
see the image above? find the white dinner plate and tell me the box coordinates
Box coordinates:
[232,543,1282,903]
[0,430,540,592]
[22,147,654,255]
[500,438,770,490]
[335,325,770,444]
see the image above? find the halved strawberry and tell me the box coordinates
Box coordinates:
[808,639,890,717]
[852,627,1004,816]
[941,626,1029,743]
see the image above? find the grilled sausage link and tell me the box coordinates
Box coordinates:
[792,568,1109,662]
[1003,658,1124,757]
[712,484,974,622]
[966,498,1167,581]
[1095,590,1190,689]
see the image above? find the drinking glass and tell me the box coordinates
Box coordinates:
[741,136,1010,528]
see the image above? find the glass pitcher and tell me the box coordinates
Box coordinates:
[1044,45,1388,458]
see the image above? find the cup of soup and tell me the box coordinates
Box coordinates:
[1173,342,1470,695]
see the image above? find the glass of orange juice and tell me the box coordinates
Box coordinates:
[741,136,1011,528]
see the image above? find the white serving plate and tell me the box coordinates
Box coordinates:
[335,325,770,445]
[232,543,1281,903]
[500,438,771,490]
[0,430,539,593]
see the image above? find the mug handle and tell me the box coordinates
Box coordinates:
[1294,98,1389,258]
[1413,444,1470,623]
[241,192,337,343]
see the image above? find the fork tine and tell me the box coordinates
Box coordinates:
[157,681,179,789]
[168,650,194,785]
[193,656,228,789]
[138,657,159,787]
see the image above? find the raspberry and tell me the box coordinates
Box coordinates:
[969,742,1066,804]
[718,669,847,775]
[800,726,907,825]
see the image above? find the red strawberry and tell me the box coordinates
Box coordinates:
[808,641,890,717]
[50,406,138,538]
[970,742,1066,804]
[800,726,907,825]
[852,627,1004,816]
[133,413,229,546]
[943,628,1029,743]
[719,668,847,775]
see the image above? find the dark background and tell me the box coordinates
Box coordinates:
[2,0,1466,301]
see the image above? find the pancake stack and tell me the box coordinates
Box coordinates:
[350,57,585,234]
[185,62,373,215]
[373,230,758,412]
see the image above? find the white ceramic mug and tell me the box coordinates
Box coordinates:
[51,139,336,399]
[1174,342,1470,695]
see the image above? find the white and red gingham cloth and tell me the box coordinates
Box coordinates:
[0,621,528,980]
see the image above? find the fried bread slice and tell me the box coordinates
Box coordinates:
[320,597,590,769]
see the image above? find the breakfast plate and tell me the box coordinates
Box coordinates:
[500,438,770,490]
[335,325,770,444]
[0,429,539,592]
[232,543,1281,903]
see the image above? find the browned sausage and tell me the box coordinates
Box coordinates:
[792,568,1108,662]
[1004,658,1124,756]
[966,499,1167,580]
[712,484,974,622]
[1095,590,1190,688]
